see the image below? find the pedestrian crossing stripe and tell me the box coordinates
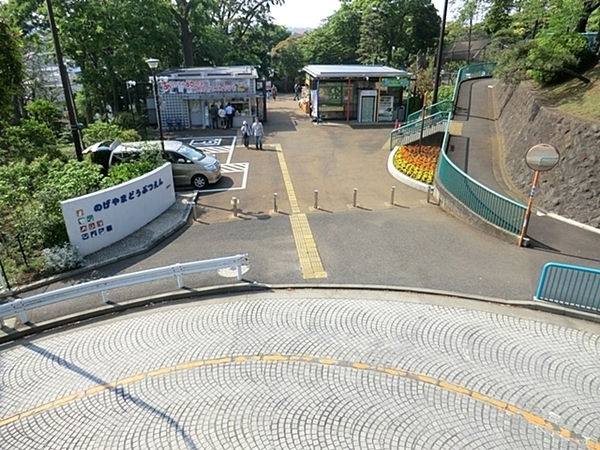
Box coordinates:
[201,146,231,154]
[220,163,248,173]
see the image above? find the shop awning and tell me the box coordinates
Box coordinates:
[303,65,411,79]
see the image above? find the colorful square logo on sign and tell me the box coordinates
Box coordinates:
[78,217,86,225]
[91,230,97,238]
[107,225,113,232]
[87,215,94,223]
[80,225,87,233]
[82,233,89,240]
[97,220,104,227]
[89,222,96,230]
[76,209,84,217]
[98,228,105,235]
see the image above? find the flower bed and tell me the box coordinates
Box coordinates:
[393,144,441,185]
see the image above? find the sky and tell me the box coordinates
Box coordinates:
[270,0,450,29]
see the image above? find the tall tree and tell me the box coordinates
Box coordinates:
[0,21,24,126]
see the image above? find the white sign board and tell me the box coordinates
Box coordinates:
[61,164,176,256]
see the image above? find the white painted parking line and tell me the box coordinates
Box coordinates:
[202,162,249,192]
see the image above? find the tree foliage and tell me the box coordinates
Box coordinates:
[0,21,24,126]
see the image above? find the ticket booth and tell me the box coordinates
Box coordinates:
[302,65,412,124]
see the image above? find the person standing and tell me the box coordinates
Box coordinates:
[293,82,300,101]
[218,105,226,129]
[251,116,264,150]
[225,102,235,129]
[270,84,278,101]
[240,120,251,149]
[209,104,218,129]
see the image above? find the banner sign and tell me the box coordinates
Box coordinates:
[381,77,410,88]
[160,79,254,95]
[61,164,175,256]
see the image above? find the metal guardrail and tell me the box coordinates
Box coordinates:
[433,62,527,235]
[406,100,453,123]
[390,111,450,151]
[535,262,600,313]
[0,254,249,325]
[452,63,497,107]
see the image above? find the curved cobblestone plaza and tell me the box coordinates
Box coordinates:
[1,291,599,449]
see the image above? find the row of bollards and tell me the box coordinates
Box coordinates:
[194,185,437,220]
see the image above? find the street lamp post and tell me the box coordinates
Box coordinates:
[126,80,136,123]
[45,0,84,161]
[145,58,165,153]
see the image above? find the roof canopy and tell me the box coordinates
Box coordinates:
[158,66,258,79]
[303,65,411,79]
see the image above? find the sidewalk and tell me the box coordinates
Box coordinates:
[449,78,600,267]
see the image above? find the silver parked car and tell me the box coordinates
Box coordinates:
[107,140,221,190]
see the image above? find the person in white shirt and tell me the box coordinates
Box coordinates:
[251,116,264,150]
[218,105,226,129]
[240,120,251,148]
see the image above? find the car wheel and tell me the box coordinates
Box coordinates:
[191,174,208,190]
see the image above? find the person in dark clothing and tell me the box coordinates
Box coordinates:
[209,104,218,129]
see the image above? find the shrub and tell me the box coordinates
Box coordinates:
[1,119,63,164]
[82,121,123,147]
[42,243,84,273]
[100,149,163,188]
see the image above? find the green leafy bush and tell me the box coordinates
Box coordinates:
[100,149,163,188]
[1,119,63,164]
[527,33,591,85]
[25,99,63,136]
[82,121,123,147]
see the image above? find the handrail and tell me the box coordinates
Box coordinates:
[535,262,600,313]
[406,100,453,123]
[390,111,450,151]
[0,254,249,325]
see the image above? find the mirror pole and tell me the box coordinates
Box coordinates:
[518,170,540,247]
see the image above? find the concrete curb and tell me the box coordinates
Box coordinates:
[2,282,598,345]
[387,146,431,193]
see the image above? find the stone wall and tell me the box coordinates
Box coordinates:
[494,82,600,227]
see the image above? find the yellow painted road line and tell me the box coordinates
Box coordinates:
[274,143,327,279]
[1,353,598,449]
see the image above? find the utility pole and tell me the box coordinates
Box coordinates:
[432,0,449,104]
[46,0,84,161]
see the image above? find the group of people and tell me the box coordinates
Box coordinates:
[209,103,235,129]
[241,117,264,150]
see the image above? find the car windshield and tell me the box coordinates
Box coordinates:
[176,144,206,161]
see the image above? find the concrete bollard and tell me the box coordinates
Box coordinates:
[353,188,358,208]
[231,196,239,217]
[314,190,319,210]
[273,193,278,213]
[390,186,396,206]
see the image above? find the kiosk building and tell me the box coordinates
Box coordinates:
[301,65,412,123]
[148,66,262,130]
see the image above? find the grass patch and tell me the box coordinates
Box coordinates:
[534,63,600,122]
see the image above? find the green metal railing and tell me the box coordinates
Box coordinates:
[407,100,453,123]
[435,62,527,235]
[390,111,450,151]
[452,63,497,106]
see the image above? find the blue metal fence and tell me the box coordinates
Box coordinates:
[407,100,453,123]
[535,263,600,313]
